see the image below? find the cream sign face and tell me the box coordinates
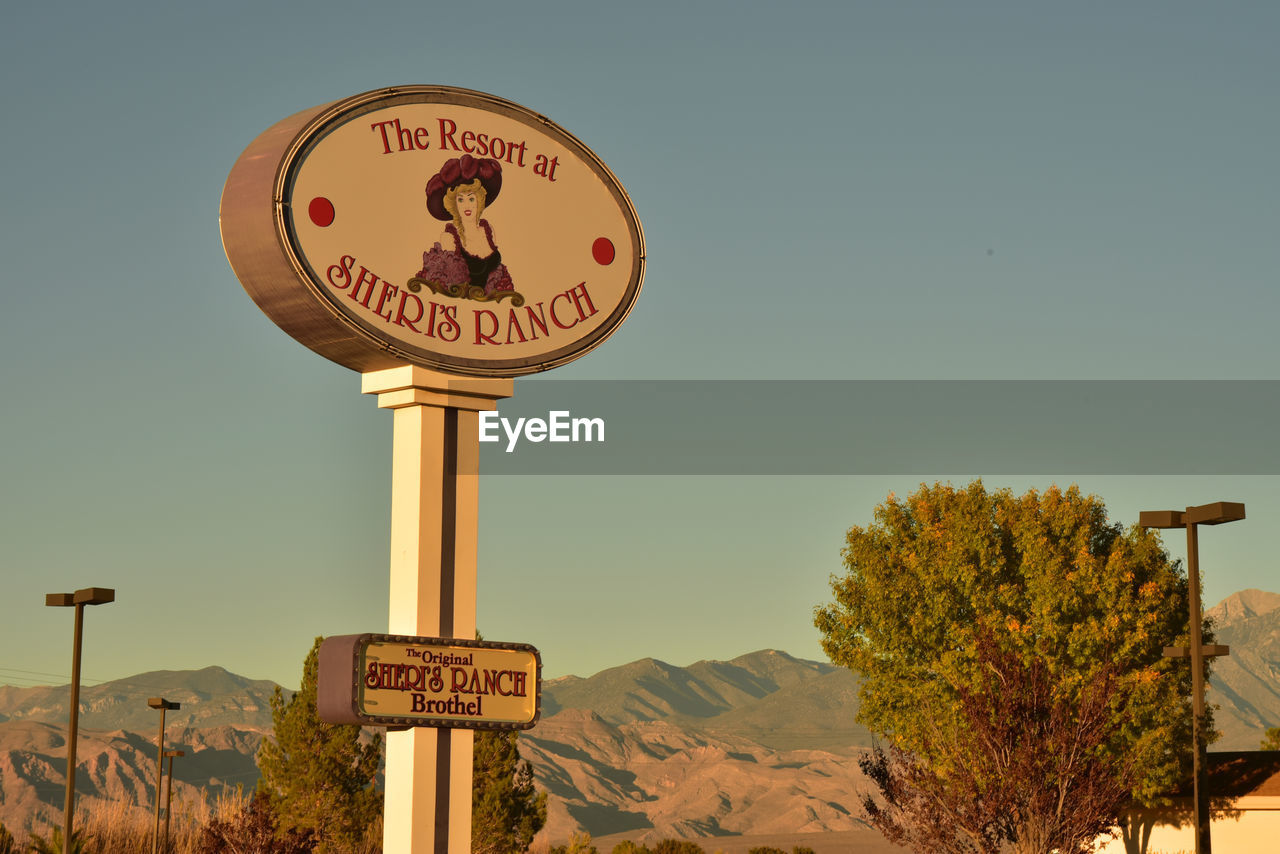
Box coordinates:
[317,634,541,729]
[221,87,644,376]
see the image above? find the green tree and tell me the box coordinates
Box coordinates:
[859,630,1139,854]
[257,637,382,853]
[0,823,16,854]
[815,483,1206,849]
[472,727,548,853]
[1262,727,1280,751]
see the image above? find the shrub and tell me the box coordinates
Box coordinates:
[611,843,651,854]
[23,827,93,854]
[652,842,705,854]
[193,791,315,854]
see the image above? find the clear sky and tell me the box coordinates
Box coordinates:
[2,2,1277,691]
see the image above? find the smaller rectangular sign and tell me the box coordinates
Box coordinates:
[318,634,540,730]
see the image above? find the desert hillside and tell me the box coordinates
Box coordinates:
[2,590,1278,840]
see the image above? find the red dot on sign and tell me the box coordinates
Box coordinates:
[309,197,335,228]
[592,237,615,266]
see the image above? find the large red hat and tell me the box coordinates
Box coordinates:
[425,155,503,221]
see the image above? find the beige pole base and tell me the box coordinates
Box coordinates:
[363,366,513,854]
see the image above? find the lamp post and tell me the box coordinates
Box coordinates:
[161,749,185,854]
[148,698,181,854]
[46,587,114,854]
[1139,501,1245,854]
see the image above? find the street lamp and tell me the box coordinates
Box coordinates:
[1139,501,1245,854]
[46,587,114,854]
[148,697,181,854]
[162,749,185,854]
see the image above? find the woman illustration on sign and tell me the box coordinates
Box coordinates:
[409,154,523,305]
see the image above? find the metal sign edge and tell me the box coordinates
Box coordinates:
[320,633,542,730]
[271,85,646,378]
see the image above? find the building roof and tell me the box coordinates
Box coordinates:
[1184,752,1280,798]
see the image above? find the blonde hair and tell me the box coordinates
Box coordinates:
[442,179,487,243]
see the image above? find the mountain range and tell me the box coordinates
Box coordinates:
[524,650,873,843]
[0,667,281,834]
[1,590,1277,842]
[0,666,284,733]
[1206,588,1280,749]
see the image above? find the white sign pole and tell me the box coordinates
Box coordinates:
[363,366,513,854]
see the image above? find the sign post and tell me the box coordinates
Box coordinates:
[221,85,643,854]
[362,366,511,852]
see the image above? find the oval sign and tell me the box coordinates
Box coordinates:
[220,86,644,377]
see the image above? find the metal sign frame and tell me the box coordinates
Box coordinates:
[318,633,541,730]
[221,85,645,377]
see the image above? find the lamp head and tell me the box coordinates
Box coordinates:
[72,587,115,605]
[1139,510,1186,529]
[1185,502,1246,526]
